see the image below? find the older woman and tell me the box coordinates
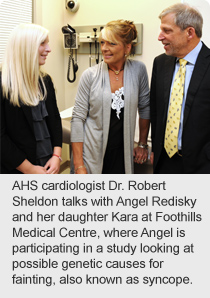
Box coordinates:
[0,24,62,174]
[71,20,150,174]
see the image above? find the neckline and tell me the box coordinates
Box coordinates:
[108,67,124,75]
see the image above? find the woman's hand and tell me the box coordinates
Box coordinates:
[71,142,88,174]
[133,147,148,164]
[44,147,62,174]
[44,156,61,174]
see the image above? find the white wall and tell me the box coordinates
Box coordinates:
[34,0,179,110]
[34,0,65,111]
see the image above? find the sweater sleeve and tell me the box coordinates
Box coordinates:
[71,69,92,142]
[138,62,150,119]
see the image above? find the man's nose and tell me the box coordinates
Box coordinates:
[158,31,164,41]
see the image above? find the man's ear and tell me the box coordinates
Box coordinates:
[186,27,195,39]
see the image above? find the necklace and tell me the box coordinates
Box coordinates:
[109,67,124,81]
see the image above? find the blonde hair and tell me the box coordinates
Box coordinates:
[2,23,49,107]
[99,20,137,54]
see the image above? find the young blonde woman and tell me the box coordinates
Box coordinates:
[71,20,150,174]
[0,24,62,174]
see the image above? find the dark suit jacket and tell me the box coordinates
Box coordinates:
[0,74,62,174]
[150,43,210,173]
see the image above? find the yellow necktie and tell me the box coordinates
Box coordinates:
[164,58,187,157]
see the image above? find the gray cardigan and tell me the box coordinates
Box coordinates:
[71,59,150,174]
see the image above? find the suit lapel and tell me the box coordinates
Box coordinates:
[184,43,210,126]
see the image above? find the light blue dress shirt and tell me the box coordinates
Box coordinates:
[169,41,202,149]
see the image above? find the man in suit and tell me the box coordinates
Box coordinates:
[150,3,210,173]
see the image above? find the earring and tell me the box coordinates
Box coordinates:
[125,53,127,57]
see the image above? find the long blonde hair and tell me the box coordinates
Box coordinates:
[2,23,49,107]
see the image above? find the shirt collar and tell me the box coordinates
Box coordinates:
[182,40,202,65]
